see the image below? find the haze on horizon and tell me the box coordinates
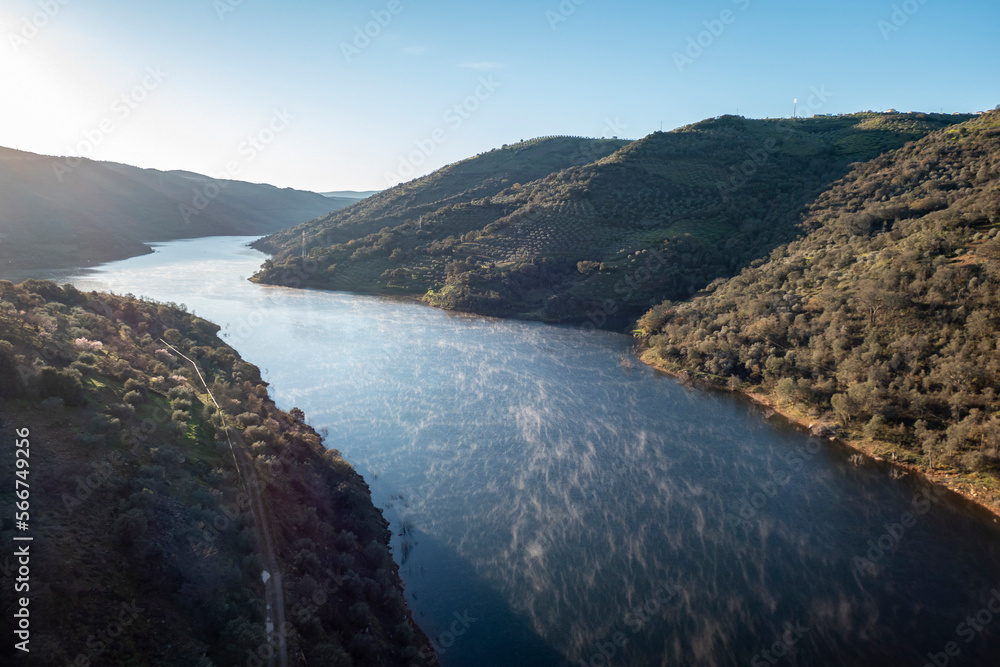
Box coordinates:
[1,0,997,192]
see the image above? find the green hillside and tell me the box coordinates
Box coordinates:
[252,113,972,327]
[0,280,433,666]
[638,110,1000,510]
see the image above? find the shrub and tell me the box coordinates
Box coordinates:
[776,378,797,402]
[236,412,261,427]
[37,367,85,406]
[123,390,144,406]
[110,403,136,420]
[167,386,189,400]
[244,425,270,443]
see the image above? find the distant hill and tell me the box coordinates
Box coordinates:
[0,280,433,665]
[321,190,380,199]
[638,110,1000,509]
[0,147,339,277]
[323,196,367,210]
[252,115,972,327]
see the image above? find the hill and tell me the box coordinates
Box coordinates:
[321,190,381,200]
[637,110,1000,511]
[0,280,434,666]
[323,196,368,210]
[0,147,342,277]
[251,114,973,327]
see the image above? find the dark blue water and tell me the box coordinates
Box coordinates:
[51,236,1000,666]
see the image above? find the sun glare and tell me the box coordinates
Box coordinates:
[0,29,114,158]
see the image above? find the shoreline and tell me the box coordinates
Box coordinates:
[638,350,1000,524]
[244,261,1000,525]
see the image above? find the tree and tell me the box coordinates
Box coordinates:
[776,377,797,402]
[831,393,855,425]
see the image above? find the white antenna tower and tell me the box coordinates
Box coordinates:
[301,230,306,260]
[793,98,798,119]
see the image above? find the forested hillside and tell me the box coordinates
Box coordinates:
[252,114,971,327]
[0,147,341,276]
[0,280,432,665]
[639,110,1000,506]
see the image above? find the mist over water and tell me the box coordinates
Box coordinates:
[53,236,1000,666]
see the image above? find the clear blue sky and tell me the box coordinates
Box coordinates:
[1,0,997,191]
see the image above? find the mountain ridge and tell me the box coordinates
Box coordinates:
[0,146,344,278]
[252,112,974,327]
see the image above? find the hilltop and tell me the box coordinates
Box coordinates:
[321,190,381,200]
[0,280,433,666]
[638,110,1000,511]
[251,114,972,327]
[0,147,342,278]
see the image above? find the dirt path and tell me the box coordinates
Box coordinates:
[161,340,288,667]
[230,427,289,667]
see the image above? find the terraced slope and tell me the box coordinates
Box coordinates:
[253,113,972,328]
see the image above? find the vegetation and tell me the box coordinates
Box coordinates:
[0,280,433,665]
[639,110,1000,506]
[0,146,340,276]
[252,114,973,328]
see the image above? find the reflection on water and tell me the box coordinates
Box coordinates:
[53,237,1000,666]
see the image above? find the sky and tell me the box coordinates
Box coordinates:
[1,0,997,192]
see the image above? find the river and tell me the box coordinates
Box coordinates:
[43,236,1000,666]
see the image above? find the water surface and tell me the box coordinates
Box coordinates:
[49,236,1000,666]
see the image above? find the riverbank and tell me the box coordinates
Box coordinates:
[638,349,1000,523]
